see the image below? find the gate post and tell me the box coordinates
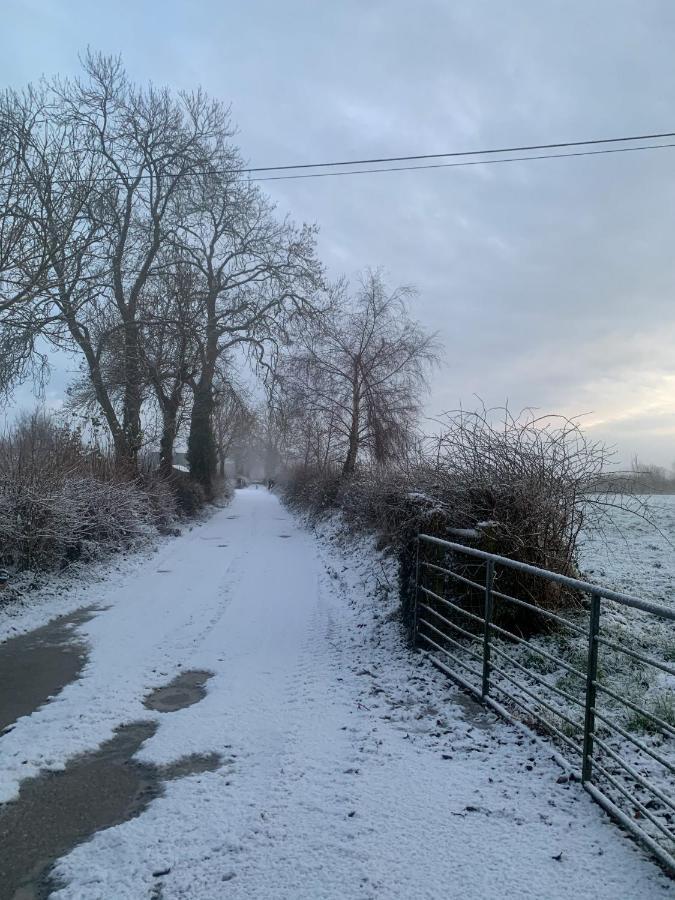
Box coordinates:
[412,536,421,648]
[582,591,602,783]
[481,560,495,699]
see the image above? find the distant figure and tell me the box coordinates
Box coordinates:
[268,478,275,491]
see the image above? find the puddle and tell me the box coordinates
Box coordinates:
[143,670,213,713]
[162,751,222,780]
[451,688,497,730]
[0,721,222,900]
[0,608,98,735]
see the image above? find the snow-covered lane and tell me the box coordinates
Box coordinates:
[0,496,243,804]
[2,488,671,898]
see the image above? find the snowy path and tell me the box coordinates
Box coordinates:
[0,488,671,898]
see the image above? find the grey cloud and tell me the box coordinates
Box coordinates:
[2,0,675,462]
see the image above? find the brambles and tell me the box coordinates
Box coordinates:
[283,406,643,634]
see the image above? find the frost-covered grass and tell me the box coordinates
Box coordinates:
[576,496,675,735]
[579,494,675,606]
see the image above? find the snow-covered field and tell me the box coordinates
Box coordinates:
[554,496,675,741]
[579,493,675,607]
[0,487,670,898]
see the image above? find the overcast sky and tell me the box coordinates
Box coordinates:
[3,0,675,466]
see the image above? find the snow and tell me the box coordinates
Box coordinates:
[0,538,176,646]
[411,496,675,855]
[579,494,675,607]
[0,488,671,898]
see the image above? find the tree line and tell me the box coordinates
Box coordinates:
[0,52,436,496]
[1,52,633,624]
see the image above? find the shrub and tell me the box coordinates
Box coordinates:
[281,407,630,636]
[212,476,234,506]
[170,470,207,517]
[0,412,196,571]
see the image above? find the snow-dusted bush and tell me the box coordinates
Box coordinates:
[140,472,180,534]
[282,407,636,634]
[0,413,188,571]
[171,470,207,516]
[0,466,159,570]
[283,466,342,516]
[213,475,234,506]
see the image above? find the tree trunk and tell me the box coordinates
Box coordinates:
[341,378,360,477]
[122,320,143,467]
[61,301,132,469]
[341,439,358,476]
[187,376,217,496]
[158,399,180,480]
[188,285,219,495]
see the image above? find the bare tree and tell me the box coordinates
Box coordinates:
[1,54,320,493]
[629,456,674,494]
[52,51,227,467]
[212,377,254,478]
[2,53,230,469]
[140,260,204,478]
[282,271,438,476]
[178,163,322,493]
[0,82,99,398]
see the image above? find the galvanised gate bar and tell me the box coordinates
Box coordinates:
[414,532,675,872]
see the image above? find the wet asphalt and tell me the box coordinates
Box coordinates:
[0,615,219,899]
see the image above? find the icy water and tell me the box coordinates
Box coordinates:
[0,667,221,900]
[143,669,213,712]
[0,608,97,735]
[0,722,160,900]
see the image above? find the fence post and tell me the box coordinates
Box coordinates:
[412,536,421,648]
[481,559,495,699]
[582,591,602,783]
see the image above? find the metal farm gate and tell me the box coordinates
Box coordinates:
[413,532,675,872]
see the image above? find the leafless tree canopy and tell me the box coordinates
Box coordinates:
[3,55,447,501]
[0,52,321,493]
[278,271,439,475]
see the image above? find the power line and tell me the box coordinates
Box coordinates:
[251,140,675,182]
[2,130,675,189]
[245,130,675,173]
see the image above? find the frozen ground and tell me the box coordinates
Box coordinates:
[0,488,671,898]
[579,494,675,607]
[0,534,177,646]
[414,494,675,863]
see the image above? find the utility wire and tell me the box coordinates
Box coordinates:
[245,130,675,173]
[251,140,675,182]
[2,130,675,188]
